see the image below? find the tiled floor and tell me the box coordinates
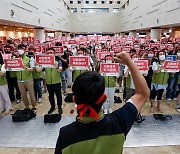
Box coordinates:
[0,89,179,154]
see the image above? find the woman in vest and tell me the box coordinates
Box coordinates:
[16,44,37,113]
[150,50,169,113]
[0,53,12,115]
[102,55,117,114]
[124,53,139,101]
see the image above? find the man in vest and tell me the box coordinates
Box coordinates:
[37,48,63,114]
[16,44,37,113]
[55,52,150,154]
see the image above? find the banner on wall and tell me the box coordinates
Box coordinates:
[100,63,119,76]
[69,56,89,70]
[35,54,55,68]
[163,61,180,72]
[4,58,24,71]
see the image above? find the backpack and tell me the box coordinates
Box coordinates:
[12,108,36,122]
[114,96,122,103]
[44,114,61,123]
[64,93,74,102]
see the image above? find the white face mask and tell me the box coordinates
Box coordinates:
[106,60,112,63]
[159,55,165,61]
[148,54,154,58]
[18,49,24,55]
[132,58,138,61]
[177,53,180,57]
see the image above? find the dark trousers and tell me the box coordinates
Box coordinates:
[33,79,42,100]
[47,83,62,109]
[7,76,21,101]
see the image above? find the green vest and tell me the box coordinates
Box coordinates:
[32,69,42,79]
[17,55,33,81]
[73,70,88,81]
[125,74,131,88]
[152,63,169,84]
[0,64,7,86]
[104,76,116,87]
[10,71,17,78]
[45,65,61,84]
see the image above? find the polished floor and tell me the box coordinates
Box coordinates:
[0,88,179,154]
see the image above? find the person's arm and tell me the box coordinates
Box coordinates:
[54,61,62,72]
[115,52,150,112]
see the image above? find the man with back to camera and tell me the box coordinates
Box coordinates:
[55,52,150,154]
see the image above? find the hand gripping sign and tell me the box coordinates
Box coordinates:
[35,54,55,68]
[4,58,24,71]
[134,60,148,74]
[69,56,89,70]
[163,61,180,72]
[100,63,119,76]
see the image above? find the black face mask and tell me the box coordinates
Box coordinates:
[28,52,34,56]
[5,51,11,54]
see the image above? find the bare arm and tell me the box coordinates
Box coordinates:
[115,52,150,113]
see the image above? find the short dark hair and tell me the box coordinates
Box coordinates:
[18,44,26,49]
[55,42,62,46]
[72,71,105,113]
[47,48,55,52]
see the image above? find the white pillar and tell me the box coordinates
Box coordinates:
[151,29,162,41]
[66,33,70,37]
[33,28,45,43]
[55,31,62,38]
[129,31,137,37]
[120,32,125,38]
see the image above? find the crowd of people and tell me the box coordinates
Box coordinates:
[0,35,180,116]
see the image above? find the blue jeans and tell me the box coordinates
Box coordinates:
[166,73,178,99]
[61,70,67,92]
[33,79,42,99]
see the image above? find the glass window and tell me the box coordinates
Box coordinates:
[81,8,109,13]
[70,1,73,4]
[71,8,77,13]
[93,1,97,4]
[78,1,81,4]
[86,1,89,4]
[113,8,120,13]
[117,1,120,4]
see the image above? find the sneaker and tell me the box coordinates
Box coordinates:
[4,110,11,115]
[0,109,5,114]
[16,99,21,104]
[109,108,113,113]
[167,98,171,101]
[173,98,177,101]
[31,108,37,114]
[38,98,42,103]
[48,107,55,114]
[104,109,108,114]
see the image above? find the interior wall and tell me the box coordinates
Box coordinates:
[0,0,71,32]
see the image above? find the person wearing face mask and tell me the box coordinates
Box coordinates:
[124,53,139,101]
[4,45,21,103]
[0,52,12,115]
[56,46,69,95]
[28,47,43,103]
[72,49,91,81]
[166,47,179,101]
[36,48,63,114]
[144,49,158,90]
[16,44,37,113]
[102,55,117,114]
[150,51,169,113]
